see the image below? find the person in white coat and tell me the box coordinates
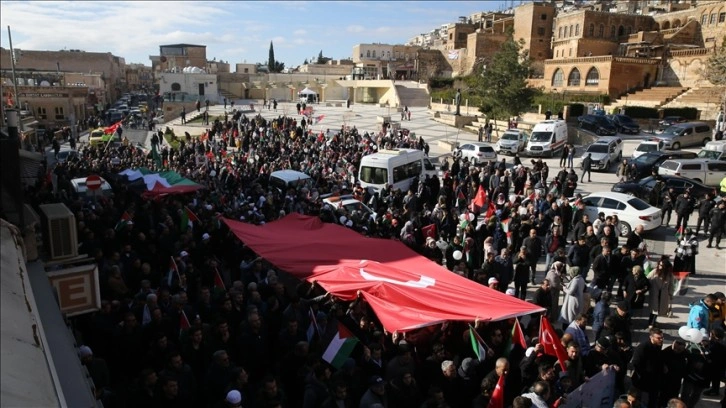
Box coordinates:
[559,266,585,329]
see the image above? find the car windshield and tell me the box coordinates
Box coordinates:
[633,154,660,165]
[661,126,685,137]
[698,150,721,160]
[587,144,609,153]
[636,143,658,152]
[530,131,551,142]
[638,176,655,186]
[627,197,651,210]
[502,132,519,140]
[617,115,634,124]
[359,166,387,185]
[479,146,495,152]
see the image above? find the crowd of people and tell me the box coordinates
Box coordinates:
[22,106,726,408]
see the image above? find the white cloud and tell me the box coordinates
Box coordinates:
[293,29,307,35]
[346,25,365,33]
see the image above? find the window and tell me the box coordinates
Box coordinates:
[720,12,726,23]
[601,198,626,210]
[627,26,632,35]
[54,106,64,120]
[552,68,564,87]
[538,27,545,36]
[569,48,572,57]
[585,67,599,85]
[541,13,547,20]
[569,24,574,37]
[611,25,616,38]
[582,197,601,207]
[37,107,47,120]
[708,162,726,171]
[366,50,370,58]
[575,24,580,36]
[564,26,569,37]
[711,13,717,25]
[568,68,581,86]
[589,24,595,36]
[171,83,181,91]
[386,51,391,58]
[244,68,249,73]
[618,25,624,36]
[599,24,604,37]
[372,50,376,58]
[702,14,708,25]
[559,26,563,38]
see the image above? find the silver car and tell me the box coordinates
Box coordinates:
[455,142,498,164]
[495,130,529,155]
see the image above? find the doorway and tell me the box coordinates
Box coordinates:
[644,73,651,88]
[198,83,205,96]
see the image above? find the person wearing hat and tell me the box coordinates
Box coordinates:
[584,337,621,378]
[612,301,633,346]
[78,345,111,400]
[359,375,387,408]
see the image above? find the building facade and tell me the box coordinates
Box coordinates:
[152,44,207,74]
[157,72,218,103]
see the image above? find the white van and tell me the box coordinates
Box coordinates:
[358,148,436,192]
[70,177,113,200]
[525,120,568,157]
[698,140,726,161]
[269,170,314,193]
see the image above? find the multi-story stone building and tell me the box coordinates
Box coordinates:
[151,44,207,74]
[352,43,422,79]
[125,63,154,92]
[0,47,126,101]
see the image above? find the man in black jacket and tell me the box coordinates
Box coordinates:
[707,200,725,249]
[631,327,665,408]
[674,190,694,232]
[695,192,715,236]
[523,228,543,284]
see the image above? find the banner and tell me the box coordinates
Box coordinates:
[562,368,616,408]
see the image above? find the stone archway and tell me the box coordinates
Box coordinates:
[673,19,682,28]
[662,21,671,30]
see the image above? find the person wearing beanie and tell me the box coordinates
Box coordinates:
[78,346,110,400]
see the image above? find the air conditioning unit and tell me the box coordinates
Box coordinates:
[39,203,78,261]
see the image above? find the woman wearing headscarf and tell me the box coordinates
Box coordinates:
[559,266,585,329]
[674,228,698,275]
[648,256,674,327]
[623,265,650,310]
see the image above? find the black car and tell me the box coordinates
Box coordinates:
[629,150,698,179]
[611,175,717,201]
[607,114,640,134]
[578,114,617,135]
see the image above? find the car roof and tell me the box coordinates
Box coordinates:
[661,158,719,164]
[270,169,311,182]
[657,175,710,186]
[585,191,640,202]
[468,142,495,147]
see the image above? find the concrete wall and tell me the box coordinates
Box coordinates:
[159,72,219,102]
[664,48,714,88]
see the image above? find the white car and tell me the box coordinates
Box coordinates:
[495,130,529,155]
[579,137,623,171]
[579,192,661,237]
[632,139,665,159]
[322,194,376,222]
[455,142,497,164]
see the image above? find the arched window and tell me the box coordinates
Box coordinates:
[564,26,569,37]
[611,25,616,38]
[171,83,181,91]
[598,24,604,37]
[552,68,564,87]
[662,21,671,29]
[559,26,563,38]
[568,68,581,86]
[575,24,580,36]
[585,67,599,86]
[372,50,376,58]
[618,25,625,36]
[589,24,595,36]
[627,26,632,34]
[569,24,574,36]
[366,50,370,58]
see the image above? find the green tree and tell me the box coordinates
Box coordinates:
[273,61,285,73]
[303,58,309,65]
[702,36,726,110]
[268,41,275,72]
[317,50,324,64]
[469,29,537,122]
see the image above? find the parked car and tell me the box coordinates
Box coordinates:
[578,114,618,135]
[632,139,665,159]
[611,175,717,201]
[658,116,687,130]
[454,142,497,164]
[657,122,713,150]
[630,150,698,179]
[658,159,726,186]
[579,192,662,236]
[495,129,529,155]
[697,140,726,161]
[323,194,376,222]
[88,128,118,147]
[580,137,623,171]
[607,114,640,134]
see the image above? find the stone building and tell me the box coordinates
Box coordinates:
[157,71,218,103]
[0,47,126,101]
[352,43,421,79]
[125,63,154,92]
[151,44,207,73]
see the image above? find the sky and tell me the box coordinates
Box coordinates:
[0,1,512,68]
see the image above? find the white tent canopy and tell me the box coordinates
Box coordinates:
[298,87,316,95]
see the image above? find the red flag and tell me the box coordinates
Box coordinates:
[104,120,123,135]
[539,315,568,371]
[422,224,437,240]
[512,318,527,350]
[179,310,191,334]
[213,267,226,291]
[185,206,200,223]
[457,189,466,200]
[168,256,180,287]
[485,201,496,218]
[528,192,536,202]
[471,185,488,212]
[487,373,506,408]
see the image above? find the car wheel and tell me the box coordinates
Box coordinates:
[619,221,632,237]
[672,142,680,150]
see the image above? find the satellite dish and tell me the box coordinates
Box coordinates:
[40,80,51,86]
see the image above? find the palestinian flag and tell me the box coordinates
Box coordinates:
[504,318,527,357]
[167,256,180,287]
[181,206,199,231]
[675,225,684,241]
[322,322,359,369]
[115,211,133,231]
[469,324,489,362]
[213,267,226,292]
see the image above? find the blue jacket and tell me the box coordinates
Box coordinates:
[687,300,710,330]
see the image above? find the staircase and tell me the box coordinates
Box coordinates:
[661,86,725,120]
[605,86,688,111]
[218,89,239,101]
[395,83,430,108]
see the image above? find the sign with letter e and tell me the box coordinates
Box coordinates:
[47,264,101,316]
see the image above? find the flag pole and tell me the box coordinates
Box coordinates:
[7,25,24,131]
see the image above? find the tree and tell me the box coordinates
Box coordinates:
[268,41,275,72]
[317,50,324,64]
[702,36,726,111]
[273,61,285,73]
[303,58,309,65]
[469,28,537,122]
